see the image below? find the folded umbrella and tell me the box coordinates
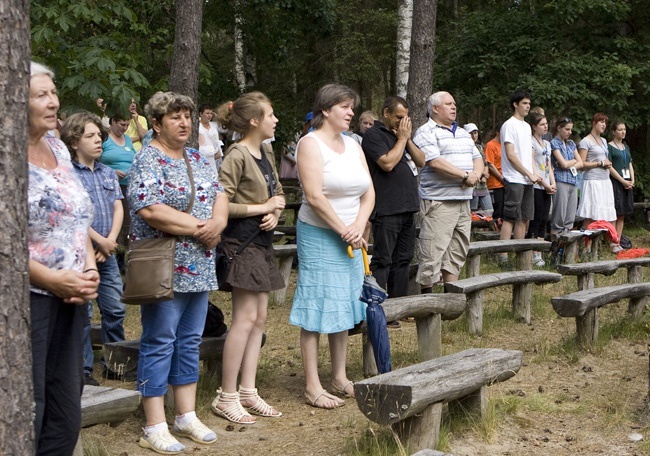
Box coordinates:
[348,246,392,373]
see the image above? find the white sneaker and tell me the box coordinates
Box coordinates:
[534,258,546,267]
[611,244,623,254]
[139,427,185,455]
[172,417,217,444]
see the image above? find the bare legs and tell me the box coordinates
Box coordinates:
[142,383,197,426]
[500,219,527,240]
[301,328,346,408]
[216,287,277,421]
[615,216,625,238]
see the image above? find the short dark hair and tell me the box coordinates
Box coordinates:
[527,112,546,128]
[382,96,408,115]
[510,90,531,111]
[198,103,212,115]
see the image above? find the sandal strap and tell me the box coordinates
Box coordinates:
[239,386,280,417]
[213,389,252,422]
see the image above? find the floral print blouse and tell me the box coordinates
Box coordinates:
[127,146,224,293]
[28,136,94,295]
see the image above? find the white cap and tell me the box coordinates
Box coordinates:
[463,123,478,133]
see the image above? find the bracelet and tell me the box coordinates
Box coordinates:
[83,268,99,274]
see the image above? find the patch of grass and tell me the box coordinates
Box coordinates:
[344,424,406,456]
[83,437,110,456]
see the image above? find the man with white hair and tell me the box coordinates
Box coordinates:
[413,91,484,292]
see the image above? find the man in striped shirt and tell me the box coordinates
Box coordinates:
[413,91,484,293]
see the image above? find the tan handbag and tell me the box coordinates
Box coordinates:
[121,152,196,305]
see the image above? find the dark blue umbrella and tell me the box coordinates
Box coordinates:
[349,246,392,373]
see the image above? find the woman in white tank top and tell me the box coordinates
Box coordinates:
[289,84,375,409]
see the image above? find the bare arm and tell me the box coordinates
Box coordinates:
[504,142,539,183]
[136,204,202,235]
[487,162,504,183]
[551,148,578,169]
[375,117,412,172]
[406,139,426,167]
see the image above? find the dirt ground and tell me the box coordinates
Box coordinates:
[82,233,650,456]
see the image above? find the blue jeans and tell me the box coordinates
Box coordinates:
[82,255,126,373]
[370,213,417,298]
[137,291,209,397]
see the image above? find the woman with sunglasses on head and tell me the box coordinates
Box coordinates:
[549,117,583,234]
[607,121,635,252]
[576,113,616,229]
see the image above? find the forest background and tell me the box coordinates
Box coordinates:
[32,0,650,196]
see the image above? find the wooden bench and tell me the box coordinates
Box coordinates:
[473,231,500,241]
[354,348,522,453]
[412,451,454,456]
[466,239,552,278]
[81,385,140,427]
[349,294,466,377]
[551,282,650,346]
[103,334,265,375]
[445,270,562,335]
[555,229,608,264]
[557,257,650,291]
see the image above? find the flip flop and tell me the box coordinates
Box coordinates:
[305,390,345,409]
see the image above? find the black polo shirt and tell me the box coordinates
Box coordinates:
[362,120,420,218]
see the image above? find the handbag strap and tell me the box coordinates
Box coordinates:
[233,227,262,256]
[182,151,196,214]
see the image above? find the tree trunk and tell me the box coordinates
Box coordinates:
[395,0,413,98]
[0,1,34,454]
[406,0,437,130]
[234,0,246,92]
[169,0,204,148]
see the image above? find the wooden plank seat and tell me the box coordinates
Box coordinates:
[354,348,522,453]
[473,231,500,241]
[555,229,608,264]
[103,334,265,374]
[81,385,141,427]
[466,239,552,278]
[557,257,650,291]
[551,282,650,346]
[445,270,562,335]
[349,294,466,377]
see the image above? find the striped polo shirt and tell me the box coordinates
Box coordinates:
[413,118,481,201]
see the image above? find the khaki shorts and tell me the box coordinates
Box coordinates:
[416,199,471,287]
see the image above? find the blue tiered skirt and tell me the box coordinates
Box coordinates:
[289,220,367,334]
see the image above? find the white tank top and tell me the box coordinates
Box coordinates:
[297,132,371,228]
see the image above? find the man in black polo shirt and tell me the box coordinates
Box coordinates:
[362,96,425,305]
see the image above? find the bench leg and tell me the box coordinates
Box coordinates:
[270,256,294,305]
[393,402,443,453]
[448,385,488,420]
[512,283,532,324]
[628,265,643,284]
[576,308,598,347]
[467,255,481,279]
[515,250,532,271]
[577,273,594,291]
[629,297,647,319]
[467,291,484,336]
[73,435,83,456]
[564,241,578,265]
[416,314,441,361]
[362,333,378,378]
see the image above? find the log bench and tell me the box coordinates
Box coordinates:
[466,239,552,278]
[555,229,608,264]
[81,385,141,427]
[557,257,650,292]
[551,282,650,346]
[445,270,562,335]
[349,294,466,377]
[354,348,523,453]
[103,334,265,375]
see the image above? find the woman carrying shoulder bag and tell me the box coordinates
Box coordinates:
[211,92,285,424]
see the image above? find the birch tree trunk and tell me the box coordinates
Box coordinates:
[396,0,413,98]
[234,0,246,92]
[0,0,34,454]
[169,0,203,148]
[406,0,437,129]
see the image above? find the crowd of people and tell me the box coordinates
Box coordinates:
[26,57,636,455]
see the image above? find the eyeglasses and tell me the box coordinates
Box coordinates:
[559,117,572,124]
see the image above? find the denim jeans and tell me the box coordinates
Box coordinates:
[137,291,209,397]
[31,292,85,456]
[82,255,126,373]
[370,212,417,298]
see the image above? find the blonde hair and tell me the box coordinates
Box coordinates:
[216,92,271,134]
[144,91,195,127]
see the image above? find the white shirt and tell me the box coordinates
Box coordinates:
[501,116,533,185]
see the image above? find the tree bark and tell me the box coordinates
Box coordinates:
[0,0,34,454]
[395,0,413,98]
[169,0,203,148]
[234,0,246,92]
[406,0,437,130]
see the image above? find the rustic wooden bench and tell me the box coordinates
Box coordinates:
[473,231,500,241]
[103,333,265,375]
[445,270,562,335]
[551,282,650,346]
[354,348,522,453]
[557,257,650,292]
[411,450,454,456]
[465,239,552,278]
[349,294,466,377]
[81,385,140,427]
[555,229,608,264]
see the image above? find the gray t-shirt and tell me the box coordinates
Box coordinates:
[578,136,609,180]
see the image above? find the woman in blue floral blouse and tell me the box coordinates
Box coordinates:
[127,91,228,455]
